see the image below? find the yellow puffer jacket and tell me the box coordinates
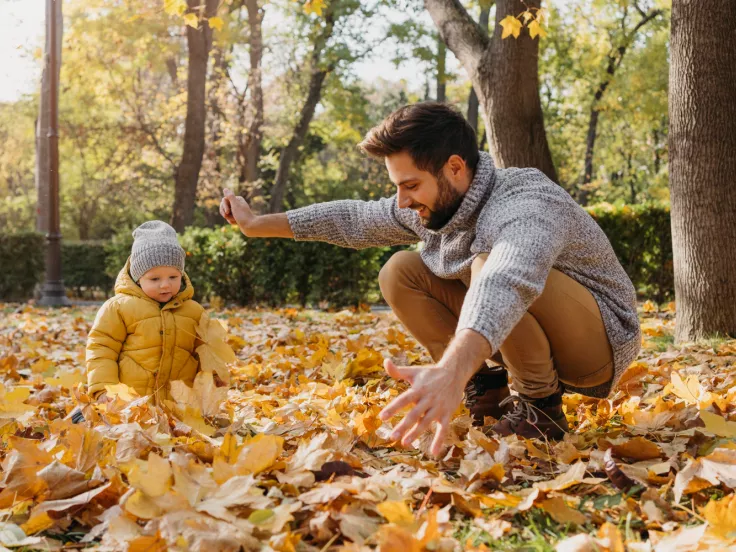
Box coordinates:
[86,258,204,402]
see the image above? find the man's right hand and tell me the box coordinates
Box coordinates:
[220,188,256,234]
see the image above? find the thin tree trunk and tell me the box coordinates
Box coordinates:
[426,0,557,182]
[467,3,491,136]
[579,7,661,205]
[268,68,330,213]
[436,37,446,102]
[670,0,736,342]
[36,0,63,234]
[268,8,336,214]
[242,0,267,213]
[171,0,218,232]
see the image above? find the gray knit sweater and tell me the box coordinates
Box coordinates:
[286,152,641,397]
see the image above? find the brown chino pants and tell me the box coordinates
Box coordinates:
[378,251,614,398]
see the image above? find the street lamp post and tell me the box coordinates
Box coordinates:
[39,0,70,307]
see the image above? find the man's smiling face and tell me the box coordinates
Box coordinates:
[385,151,468,230]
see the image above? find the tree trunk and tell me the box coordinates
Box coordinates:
[467,4,491,136]
[426,0,557,182]
[268,8,336,214]
[436,37,446,102]
[579,8,661,205]
[268,68,330,213]
[171,0,218,232]
[35,0,63,234]
[669,0,736,342]
[242,0,267,213]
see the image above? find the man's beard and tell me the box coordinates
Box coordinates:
[413,172,464,230]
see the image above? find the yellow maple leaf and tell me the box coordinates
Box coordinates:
[704,494,736,541]
[0,384,35,418]
[236,434,284,474]
[499,15,522,39]
[125,489,163,519]
[196,312,235,384]
[377,500,414,526]
[181,406,216,437]
[701,411,736,438]
[528,20,547,39]
[303,0,325,16]
[208,16,224,31]
[104,382,140,402]
[127,453,172,497]
[183,13,199,28]
[164,0,187,16]
[171,371,227,419]
[44,370,84,390]
[670,372,703,404]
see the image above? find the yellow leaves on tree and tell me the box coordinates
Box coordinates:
[303,0,325,16]
[499,9,548,40]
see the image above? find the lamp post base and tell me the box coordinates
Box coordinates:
[39,280,71,307]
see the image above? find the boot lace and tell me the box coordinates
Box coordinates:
[498,394,539,426]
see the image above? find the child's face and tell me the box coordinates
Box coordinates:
[138,266,182,303]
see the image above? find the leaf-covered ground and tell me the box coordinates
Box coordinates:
[0,301,735,551]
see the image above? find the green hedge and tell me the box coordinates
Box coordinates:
[586,202,673,302]
[0,202,675,304]
[0,233,45,301]
[61,241,113,297]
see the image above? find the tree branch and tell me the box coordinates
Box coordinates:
[424,0,490,74]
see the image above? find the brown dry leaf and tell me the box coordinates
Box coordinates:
[539,496,586,526]
[609,436,662,461]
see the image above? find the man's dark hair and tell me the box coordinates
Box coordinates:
[358,102,480,176]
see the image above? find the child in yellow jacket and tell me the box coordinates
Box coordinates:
[86,221,204,403]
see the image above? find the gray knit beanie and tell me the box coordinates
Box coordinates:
[129,221,185,282]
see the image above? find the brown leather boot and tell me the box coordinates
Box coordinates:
[491,386,569,440]
[464,368,513,426]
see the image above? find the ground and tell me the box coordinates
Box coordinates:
[0,301,734,551]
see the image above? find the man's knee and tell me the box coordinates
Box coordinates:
[378,250,422,300]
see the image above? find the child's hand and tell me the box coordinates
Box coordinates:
[95,391,110,403]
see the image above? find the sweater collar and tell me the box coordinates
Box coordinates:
[423,151,496,236]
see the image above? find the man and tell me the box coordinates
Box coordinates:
[220,102,641,456]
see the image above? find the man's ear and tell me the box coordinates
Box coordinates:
[446,154,467,177]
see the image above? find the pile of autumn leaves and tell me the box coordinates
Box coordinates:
[0,301,734,551]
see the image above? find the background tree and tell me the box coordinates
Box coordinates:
[425,0,557,182]
[669,0,736,342]
[171,0,219,231]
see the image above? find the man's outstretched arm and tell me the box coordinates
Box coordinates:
[220,188,419,249]
[220,188,294,238]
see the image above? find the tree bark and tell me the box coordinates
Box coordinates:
[268,8,336,214]
[241,0,267,213]
[436,37,446,102]
[669,0,736,342]
[426,0,557,182]
[35,0,63,234]
[171,0,218,232]
[466,4,490,136]
[579,7,661,205]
